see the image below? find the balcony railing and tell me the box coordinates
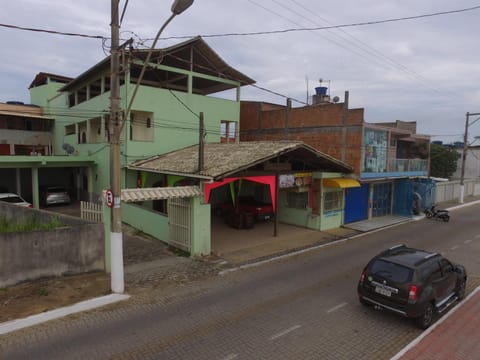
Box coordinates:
[388,158,428,172]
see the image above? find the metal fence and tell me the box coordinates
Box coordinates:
[80,201,103,223]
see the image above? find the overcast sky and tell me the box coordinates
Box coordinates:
[2,0,480,143]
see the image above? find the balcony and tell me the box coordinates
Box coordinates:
[361,158,428,179]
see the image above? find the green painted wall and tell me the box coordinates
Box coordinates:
[190,196,211,256]
[30,70,240,201]
[122,202,169,242]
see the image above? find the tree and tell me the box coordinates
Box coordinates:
[429,143,461,178]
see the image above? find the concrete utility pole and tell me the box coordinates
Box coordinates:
[110,0,124,294]
[108,0,194,293]
[459,111,480,204]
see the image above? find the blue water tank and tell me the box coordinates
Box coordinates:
[315,86,328,95]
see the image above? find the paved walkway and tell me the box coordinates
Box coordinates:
[392,286,480,360]
[390,197,480,360]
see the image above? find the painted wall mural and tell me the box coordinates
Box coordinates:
[363,128,387,173]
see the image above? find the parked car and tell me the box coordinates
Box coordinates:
[40,185,71,206]
[221,196,274,221]
[357,244,467,329]
[0,193,32,207]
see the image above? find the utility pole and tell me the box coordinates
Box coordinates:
[110,0,124,293]
[459,111,480,203]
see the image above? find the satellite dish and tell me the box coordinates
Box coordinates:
[332,96,340,103]
[62,143,75,155]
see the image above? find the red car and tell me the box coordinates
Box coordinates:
[221,196,274,221]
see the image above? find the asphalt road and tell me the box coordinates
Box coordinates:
[2,204,479,360]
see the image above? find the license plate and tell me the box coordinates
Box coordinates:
[375,286,391,297]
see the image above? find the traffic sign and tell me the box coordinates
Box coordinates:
[105,189,114,208]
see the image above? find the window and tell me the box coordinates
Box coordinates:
[286,191,308,209]
[370,260,413,284]
[420,261,442,282]
[221,120,236,143]
[65,124,76,135]
[323,191,342,213]
[440,259,453,275]
[130,111,154,142]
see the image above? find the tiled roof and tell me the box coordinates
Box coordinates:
[128,141,353,180]
[121,186,201,202]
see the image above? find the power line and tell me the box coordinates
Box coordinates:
[0,23,105,40]
[160,5,480,40]
[283,0,445,95]
[2,5,479,42]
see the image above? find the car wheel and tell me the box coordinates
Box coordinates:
[456,279,466,300]
[416,302,434,329]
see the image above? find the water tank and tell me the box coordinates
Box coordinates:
[315,86,328,95]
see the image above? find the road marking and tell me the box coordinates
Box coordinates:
[451,245,459,250]
[327,302,348,314]
[270,325,301,340]
[475,234,480,239]
[464,239,472,244]
[221,354,238,360]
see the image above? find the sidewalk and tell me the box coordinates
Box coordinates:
[390,196,480,360]
[392,286,480,360]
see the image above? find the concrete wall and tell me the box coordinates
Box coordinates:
[434,179,480,203]
[0,204,104,287]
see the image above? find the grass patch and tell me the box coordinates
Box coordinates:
[0,217,63,233]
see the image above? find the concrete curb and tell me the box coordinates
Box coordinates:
[390,285,480,360]
[0,293,130,335]
[220,199,480,275]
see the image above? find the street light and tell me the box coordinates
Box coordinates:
[109,0,194,294]
[124,0,194,124]
[459,112,480,203]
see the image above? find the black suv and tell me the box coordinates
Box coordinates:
[357,245,467,329]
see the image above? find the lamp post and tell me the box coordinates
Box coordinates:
[109,0,194,293]
[459,112,480,204]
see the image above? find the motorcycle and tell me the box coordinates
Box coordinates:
[424,205,450,222]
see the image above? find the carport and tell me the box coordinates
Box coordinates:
[127,141,354,256]
[0,155,97,208]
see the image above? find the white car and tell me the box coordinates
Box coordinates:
[0,193,32,208]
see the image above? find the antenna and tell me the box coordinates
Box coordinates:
[305,76,309,105]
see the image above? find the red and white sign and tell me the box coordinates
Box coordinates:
[105,189,114,208]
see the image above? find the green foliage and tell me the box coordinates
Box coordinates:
[0,217,63,233]
[38,288,49,296]
[429,143,461,178]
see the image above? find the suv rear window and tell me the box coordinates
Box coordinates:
[369,259,413,284]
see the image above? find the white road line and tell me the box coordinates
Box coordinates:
[221,354,238,360]
[269,325,301,340]
[475,234,480,239]
[451,245,459,250]
[464,239,472,244]
[327,302,348,314]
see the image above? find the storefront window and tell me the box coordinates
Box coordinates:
[323,191,342,213]
[286,192,308,209]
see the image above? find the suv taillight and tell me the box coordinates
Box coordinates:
[408,285,417,301]
[359,269,366,284]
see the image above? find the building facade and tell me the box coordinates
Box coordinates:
[240,90,432,223]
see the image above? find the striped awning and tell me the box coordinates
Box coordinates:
[121,186,202,203]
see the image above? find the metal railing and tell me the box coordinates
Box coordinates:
[387,158,428,173]
[80,201,103,223]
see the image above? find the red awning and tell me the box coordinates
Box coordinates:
[204,175,276,210]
